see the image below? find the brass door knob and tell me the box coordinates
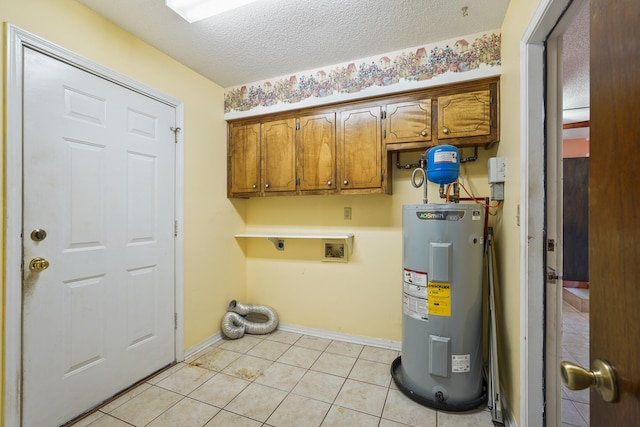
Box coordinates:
[343,179,349,185]
[421,130,427,136]
[560,359,618,402]
[29,257,50,272]
[442,127,450,134]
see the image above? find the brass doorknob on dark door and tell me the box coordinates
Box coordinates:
[560,359,618,402]
[29,257,50,272]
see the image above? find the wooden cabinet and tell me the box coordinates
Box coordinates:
[228,114,336,197]
[338,106,386,193]
[298,113,336,192]
[385,100,432,145]
[437,89,492,140]
[228,122,260,197]
[262,118,297,194]
[227,77,499,198]
[383,78,499,151]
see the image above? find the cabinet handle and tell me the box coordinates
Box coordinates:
[265,183,270,189]
[327,180,332,186]
[442,127,450,135]
[252,184,257,189]
[343,179,349,186]
[421,130,427,136]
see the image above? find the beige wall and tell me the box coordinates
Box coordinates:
[497,0,541,424]
[1,0,246,422]
[1,0,547,425]
[244,152,494,341]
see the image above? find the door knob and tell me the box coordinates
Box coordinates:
[560,359,618,402]
[29,257,50,272]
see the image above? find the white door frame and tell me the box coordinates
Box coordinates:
[3,24,185,427]
[520,0,585,426]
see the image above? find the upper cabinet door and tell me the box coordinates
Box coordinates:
[385,100,432,144]
[339,106,383,191]
[437,89,491,140]
[262,118,297,193]
[228,122,261,197]
[298,113,336,192]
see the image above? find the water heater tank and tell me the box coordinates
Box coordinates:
[427,145,460,185]
[392,203,486,411]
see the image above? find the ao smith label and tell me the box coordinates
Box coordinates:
[416,211,465,221]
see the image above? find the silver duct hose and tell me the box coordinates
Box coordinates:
[221,300,279,339]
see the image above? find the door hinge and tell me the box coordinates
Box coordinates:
[295,122,300,131]
[170,126,181,144]
[174,220,178,237]
[547,239,555,252]
[381,110,387,120]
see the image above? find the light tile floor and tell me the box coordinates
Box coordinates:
[561,301,590,427]
[71,330,495,427]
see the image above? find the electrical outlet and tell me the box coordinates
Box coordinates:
[344,207,352,220]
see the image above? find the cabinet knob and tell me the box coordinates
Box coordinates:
[327,180,332,186]
[442,127,450,135]
[343,179,349,186]
[252,184,257,189]
[421,130,427,136]
[265,183,270,189]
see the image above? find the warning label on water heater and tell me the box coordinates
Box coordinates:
[428,281,451,317]
[452,354,471,373]
[403,269,428,321]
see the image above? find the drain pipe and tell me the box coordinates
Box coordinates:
[221,300,279,339]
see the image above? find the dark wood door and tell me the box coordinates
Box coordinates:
[563,158,589,282]
[590,0,640,424]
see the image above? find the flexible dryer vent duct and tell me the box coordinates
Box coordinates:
[221,300,279,339]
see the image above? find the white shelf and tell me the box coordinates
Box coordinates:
[235,232,354,252]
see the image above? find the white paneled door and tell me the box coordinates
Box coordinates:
[22,47,176,427]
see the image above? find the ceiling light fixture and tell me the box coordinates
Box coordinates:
[166,0,260,23]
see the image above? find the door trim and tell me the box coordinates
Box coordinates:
[3,24,185,427]
[521,1,585,426]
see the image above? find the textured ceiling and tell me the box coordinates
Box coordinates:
[562,2,589,120]
[74,0,588,126]
[75,0,510,88]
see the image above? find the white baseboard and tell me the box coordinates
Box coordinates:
[183,331,223,361]
[500,385,516,427]
[183,324,401,361]
[277,323,402,351]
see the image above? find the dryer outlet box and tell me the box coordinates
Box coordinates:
[323,240,347,262]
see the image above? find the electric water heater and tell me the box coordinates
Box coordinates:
[392,203,486,410]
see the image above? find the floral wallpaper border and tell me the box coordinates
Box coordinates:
[224,30,500,119]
